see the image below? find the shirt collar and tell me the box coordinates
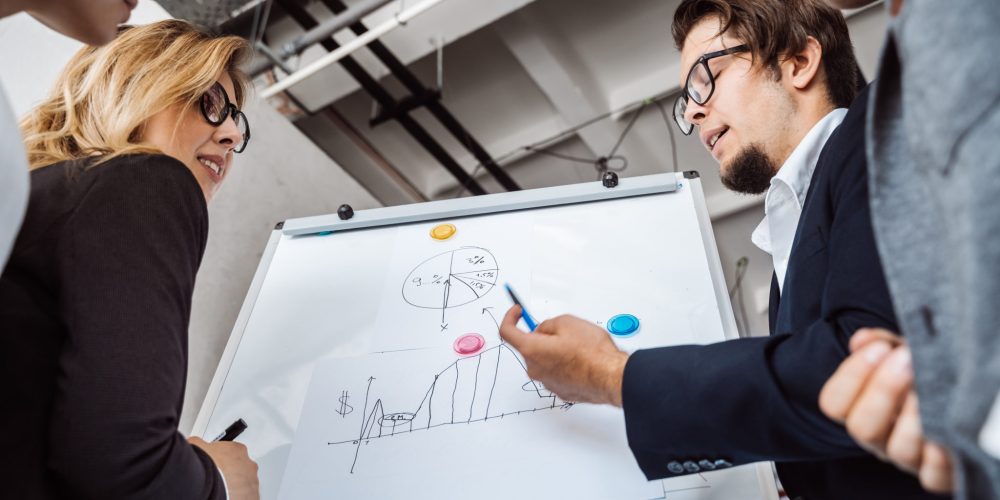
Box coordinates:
[751,108,848,255]
[768,108,849,211]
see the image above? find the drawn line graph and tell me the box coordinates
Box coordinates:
[328,343,572,473]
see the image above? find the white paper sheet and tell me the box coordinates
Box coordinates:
[370,213,535,352]
[278,347,771,499]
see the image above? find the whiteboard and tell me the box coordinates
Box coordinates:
[193,172,778,499]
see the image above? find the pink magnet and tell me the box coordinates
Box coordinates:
[453,333,485,356]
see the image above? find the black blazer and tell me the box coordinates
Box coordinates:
[621,87,949,499]
[0,155,225,499]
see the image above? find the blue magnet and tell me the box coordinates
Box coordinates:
[607,314,640,337]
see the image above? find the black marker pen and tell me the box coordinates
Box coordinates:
[213,418,248,442]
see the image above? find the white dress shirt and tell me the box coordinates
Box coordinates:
[751,108,847,295]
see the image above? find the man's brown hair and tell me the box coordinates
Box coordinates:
[672,0,860,109]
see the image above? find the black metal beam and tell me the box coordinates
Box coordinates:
[274,0,487,196]
[369,89,440,127]
[320,0,521,192]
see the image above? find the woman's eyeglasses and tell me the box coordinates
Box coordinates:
[199,82,250,153]
[673,44,750,135]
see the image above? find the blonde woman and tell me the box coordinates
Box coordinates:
[0,20,258,499]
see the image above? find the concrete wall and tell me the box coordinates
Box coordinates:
[0,4,380,434]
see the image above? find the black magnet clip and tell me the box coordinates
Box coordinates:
[602,171,619,188]
[338,204,355,220]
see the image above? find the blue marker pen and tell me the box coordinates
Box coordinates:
[504,283,538,331]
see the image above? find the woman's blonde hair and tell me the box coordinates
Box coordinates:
[20,19,251,170]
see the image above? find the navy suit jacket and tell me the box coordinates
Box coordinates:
[621,87,948,499]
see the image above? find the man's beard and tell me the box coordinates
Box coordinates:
[720,144,777,195]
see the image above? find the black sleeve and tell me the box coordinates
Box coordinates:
[46,155,224,499]
[621,143,896,480]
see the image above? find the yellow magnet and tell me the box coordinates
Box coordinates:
[430,223,457,240]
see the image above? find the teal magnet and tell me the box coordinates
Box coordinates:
[607,314,640,337]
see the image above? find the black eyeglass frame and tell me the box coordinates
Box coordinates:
[199,82,251,154]
[673,44,751,136]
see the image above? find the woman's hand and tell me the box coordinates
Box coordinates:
[189,437,260,500]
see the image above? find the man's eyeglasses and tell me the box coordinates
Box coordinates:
[199,82,251,154]
[673,44,750,135]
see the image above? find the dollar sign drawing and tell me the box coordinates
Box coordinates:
[335,390,354,417]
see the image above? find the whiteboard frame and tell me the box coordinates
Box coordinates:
[191,172,771,498]
[279,170,678,236]
[193,227,283,437]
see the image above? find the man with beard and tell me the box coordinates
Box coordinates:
[499,0,949,498]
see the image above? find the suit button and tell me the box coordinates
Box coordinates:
[682,461,700,473]
[713,459,733,469]
[667,461,684,474]
[698,459,716,471]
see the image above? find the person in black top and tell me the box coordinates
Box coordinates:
[1,20,258,499]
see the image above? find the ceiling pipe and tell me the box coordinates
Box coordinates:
[254,40,294,75]
[261,0,446,98]
[322,0,521,191]
[273,0,488,196]
[281,0,394,58]
[246,0,394,76]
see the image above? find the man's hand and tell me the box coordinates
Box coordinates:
[498,306,629,406]
[189,437,260,500]
[818,328,953,494]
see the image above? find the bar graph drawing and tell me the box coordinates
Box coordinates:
[327,343,572,473]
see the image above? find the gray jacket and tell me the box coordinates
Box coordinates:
[867,0,1000,497]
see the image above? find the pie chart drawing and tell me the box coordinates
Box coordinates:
[402,247,498,311]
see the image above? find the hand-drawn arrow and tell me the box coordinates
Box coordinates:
[482,306,500,332]
[440,278,451,324]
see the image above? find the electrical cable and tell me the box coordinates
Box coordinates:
[607,100,647,159]
[738,277,750,336]
[728,256,751,336]
[452,163,485,198]
[255,1,274,45]
[452,93,683,197]
[511,101,650,180]
[248,0,274,45]
[654,100,680,173]
[501,98,651,162]
[249,2,262,43]
[525,146,595,165]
